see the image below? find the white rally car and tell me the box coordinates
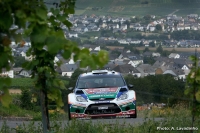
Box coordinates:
[68,70,137,119]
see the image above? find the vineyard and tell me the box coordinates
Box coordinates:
[10,78,35,88]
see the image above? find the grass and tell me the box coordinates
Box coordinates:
[1,103,200,133]
[74,9,86,15]
[0,104,39,119]
[1,94,199,132]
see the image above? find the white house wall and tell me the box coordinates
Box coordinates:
[0,70,14,78]
[62,72,73,77]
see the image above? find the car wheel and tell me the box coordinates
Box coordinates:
[130,109,137,118]
[68,104,71,120]
[133,109,137,118]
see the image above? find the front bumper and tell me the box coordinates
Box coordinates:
[70,110,136,119]
[69,101,136,119]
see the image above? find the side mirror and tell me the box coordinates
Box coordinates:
[128,84,133,88]
[68,87,73,91]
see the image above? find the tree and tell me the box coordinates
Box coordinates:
[14,56,26,67]
[156,24,162,31]
[132,47,140,54]
[143,56,155,65]
[149,41,155,47]
[69,68,84,88]
[130,16,140,23]
[156,44,163,53]
[143,47,149,53]
[185,53,200,128]
[0,1,108,132]
[20,89,33,110]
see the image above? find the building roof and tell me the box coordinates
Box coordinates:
[60,64,78,72]
[113,64,140,74]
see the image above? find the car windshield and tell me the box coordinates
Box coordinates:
[76,75,126,89]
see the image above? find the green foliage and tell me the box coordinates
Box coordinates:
[149,41,155,47]
[156,45,163,53]
[14,56,26,67]
[185,55,200,117]
[143,56,156,65]
[1,105,200,133]
[110,50,121,57]
[124,74,186,105]
[0,0,108,131]
[155,24,162,31]
[170,30,200,40]
[20,89,34,110]
[69,68,85,87]
[0,103,38,118]
[10,78,34,88]
[143,47,149,53]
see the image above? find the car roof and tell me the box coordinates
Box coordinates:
[79,70,120,77]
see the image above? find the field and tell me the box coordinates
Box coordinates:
[10,78,34,88]
[45,0,200,17]
[74,0,200,16]
[107,46,200,52]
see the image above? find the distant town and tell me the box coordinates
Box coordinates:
[1,13,200,80]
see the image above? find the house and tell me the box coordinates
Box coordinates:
[187,14,198,19]
[112,64,141,77]
[153,58,189,80]
[163,67,186,80]
[118,51,137,60]
[19,69,32,77]
[168,53,180,59]
[118,39,129,45]
[108,53,119,61]
[136,64,155,77]
[152,52,161,57]
[83,27,89,32]
[143,51,152,57]
[184,24,190,30]
[129,39,141,44]
[128,55,143,67]
[68,32,78,38]
[149,26,156,32]
[0,69,14,78]
[154,66,167,75]
[121,24,127,30]
[103,62,118,70]
[16,46,33,61]
[13,67,23,75]
[57,64,78,77]
[82,44,101,52]
[177,25,185,31]
[129,23,135,28]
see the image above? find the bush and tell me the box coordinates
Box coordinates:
[20,89,34,110]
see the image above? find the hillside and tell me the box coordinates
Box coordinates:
[45,0,200,16]
[74,0,200,16]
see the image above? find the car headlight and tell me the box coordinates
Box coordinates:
[76,96,87,102]
[117,93,128,101]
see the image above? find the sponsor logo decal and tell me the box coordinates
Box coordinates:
[91,110,115,114]
[84,88,118,94]
[95,101,110,104]
[99,98,106,100]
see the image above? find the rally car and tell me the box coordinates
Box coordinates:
[68,70,137,120]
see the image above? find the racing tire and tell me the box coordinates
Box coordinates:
[134,109,137,118]
[132,109,137,118]
[68,105,71,121]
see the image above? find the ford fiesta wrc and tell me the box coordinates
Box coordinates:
[68,70,137,119]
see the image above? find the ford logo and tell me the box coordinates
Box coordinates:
[99,98,105,100]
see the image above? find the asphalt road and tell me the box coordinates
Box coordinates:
[0,118,163,129]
